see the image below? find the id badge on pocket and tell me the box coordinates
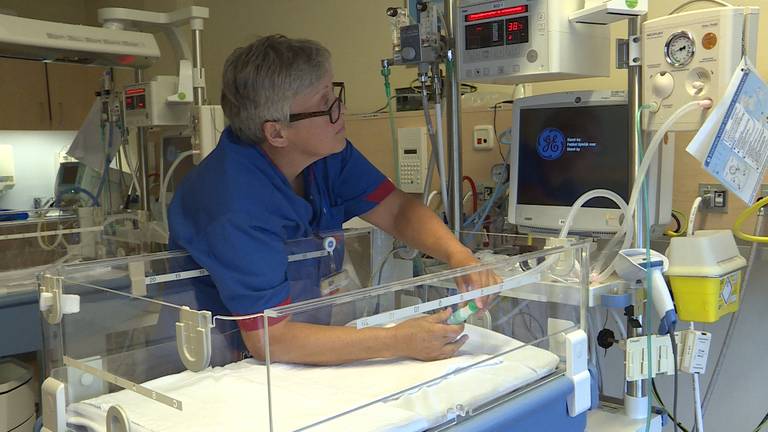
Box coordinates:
[320,269,351,297]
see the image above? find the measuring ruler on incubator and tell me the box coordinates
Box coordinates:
[354,271,542,329]
[141,250,328,285]
[64,356,184,411]
[0,225,103,241]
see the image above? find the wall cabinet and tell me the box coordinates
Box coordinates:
[47,62,105,130]
[0,58,50,130]
[0,58,110,130]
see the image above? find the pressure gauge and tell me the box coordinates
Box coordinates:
[664,31,696,67]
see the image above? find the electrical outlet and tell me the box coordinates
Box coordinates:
[482,186,494,200]
[697,183,728,213]
[759,184,768,200]
[473,125,495,150]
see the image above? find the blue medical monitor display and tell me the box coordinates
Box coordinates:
[517,104,630,209]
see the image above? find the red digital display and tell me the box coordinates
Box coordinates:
[507,20,524,32]
[125,87,146,96]
[465,5,528,22]
[506,17,529,45]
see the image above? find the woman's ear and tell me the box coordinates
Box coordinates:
[262,121,289,149]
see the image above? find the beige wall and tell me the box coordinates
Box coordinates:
[0,0,87,24]
[194,0,410,112]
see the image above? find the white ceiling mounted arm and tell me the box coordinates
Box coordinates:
[98,6,210,105]
[0,14,160,68]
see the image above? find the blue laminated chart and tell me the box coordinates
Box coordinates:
[703,58,768,204]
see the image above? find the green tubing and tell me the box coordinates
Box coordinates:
[637,104,654,432]
[382,66,401,187]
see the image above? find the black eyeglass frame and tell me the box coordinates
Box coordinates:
[287,82,346,124]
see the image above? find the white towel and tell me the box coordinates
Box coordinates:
[68,325,559,432]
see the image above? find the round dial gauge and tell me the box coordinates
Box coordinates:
[664,31,696,67]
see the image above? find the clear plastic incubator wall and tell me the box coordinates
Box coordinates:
[39,229,591,432]
[0,207,160,274]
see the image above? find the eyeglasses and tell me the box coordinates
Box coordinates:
[288,82,345,124]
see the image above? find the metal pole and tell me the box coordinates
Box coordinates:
[192,29,205,106]
[629,17,644,249]
[625,322,647,402]
[134,69,149,212]
[445,0,463,237]
[626,16,647,405]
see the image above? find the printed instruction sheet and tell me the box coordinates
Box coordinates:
[687,57,768,205]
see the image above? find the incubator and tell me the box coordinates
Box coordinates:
[0,207,164,358]
[39,230,591,432]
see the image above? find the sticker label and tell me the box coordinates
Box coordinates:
[719,271,740,307]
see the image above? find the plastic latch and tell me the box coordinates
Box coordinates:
[40,275,63,324]
[175,306,212,372]
[565,329,591,417]
[41,377,66,432]
[106,404,131,432]
[129,261,147,297]
[567,371,591,417]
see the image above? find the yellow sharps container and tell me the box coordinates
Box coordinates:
[665,230,746,323]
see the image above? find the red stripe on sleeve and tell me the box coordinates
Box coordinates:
[236,297,292,332]
[365,179,396,203]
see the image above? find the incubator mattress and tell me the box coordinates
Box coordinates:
[67,325,560,432]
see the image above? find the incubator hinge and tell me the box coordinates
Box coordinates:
[175,306,212,372]
[39,274,80,324]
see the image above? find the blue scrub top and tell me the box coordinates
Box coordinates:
[168,127,394,325]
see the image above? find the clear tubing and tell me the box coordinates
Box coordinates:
[688,196,703,237]
[609,307,627,340]
[161,150,196,230]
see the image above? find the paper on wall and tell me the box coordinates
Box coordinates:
[686,57,768,205]
[66,100,121,173]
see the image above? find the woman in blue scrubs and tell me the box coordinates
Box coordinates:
[169,35,491,365]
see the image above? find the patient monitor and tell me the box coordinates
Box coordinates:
[507,90,673,236]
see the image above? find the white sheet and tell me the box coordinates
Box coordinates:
[67,325,559,432]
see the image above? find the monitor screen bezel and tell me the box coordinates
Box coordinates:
[507,90,631,235]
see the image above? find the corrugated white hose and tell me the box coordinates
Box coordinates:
[161,150,197,231]
[558,189,633,282]
[104,213,140,226]
[587,100,711,283]
[627,100,712,217]
[37,221,63,251]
